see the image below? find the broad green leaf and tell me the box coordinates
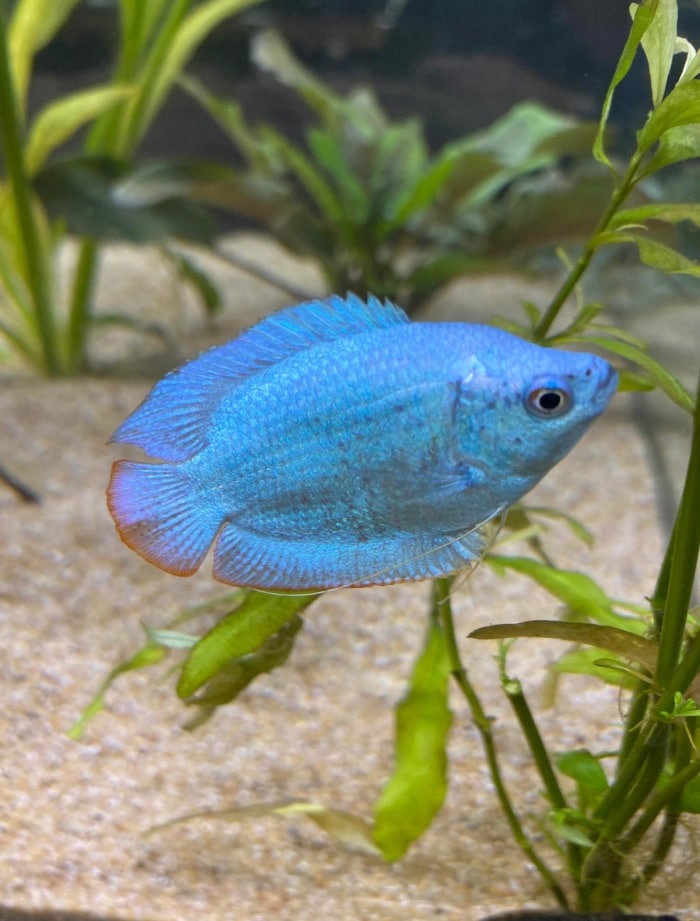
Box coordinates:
[638,78,700,154]
[465,102,579,168]
[562,329,694,413]
[68,643,166,740]
[26,85,133,175]
[556,749,609,811]
[187,615,303,708]
[632,0,677,107]
[469,620,657,668]
[34,156,216,244]
[148,800,380,855]
[177,592,315,698]
[8,0,81,110]
[640,124,700,175]
[594,0,656,166]
[372,613,453,861]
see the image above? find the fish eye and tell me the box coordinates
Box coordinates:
[525,382,573,418]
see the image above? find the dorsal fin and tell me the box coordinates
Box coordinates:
[110,293,409,461]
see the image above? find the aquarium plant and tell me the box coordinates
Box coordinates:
[100,27,608,313]
[0,0,262,375]
[76,0,699,913]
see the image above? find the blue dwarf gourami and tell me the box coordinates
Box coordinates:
[107,294,618,590]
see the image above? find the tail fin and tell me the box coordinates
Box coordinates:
[107,460,222,576]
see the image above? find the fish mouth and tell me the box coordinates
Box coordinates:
[595,362,619,406]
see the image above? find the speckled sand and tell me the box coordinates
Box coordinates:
[0,236,697,920]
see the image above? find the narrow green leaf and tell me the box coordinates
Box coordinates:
[148,800,381,855]
[177,592,315,698]
[165,249,222,316]
[633,0,677,108]
[68,644,166,739]
[260,126,345,224]
[121,0,264,152]
[8,0,82,110]
[617,369,657,394]
[469,620,657,668]
[26,85,133,175]
[563,330,694,413]
[142,624,198,649]
[609,202,700,230]
[594,0,657,166]
[251,29,343,123]
[483,556,642,629]
[372,614,453,860]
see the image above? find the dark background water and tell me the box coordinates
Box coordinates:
[24,0,700,160]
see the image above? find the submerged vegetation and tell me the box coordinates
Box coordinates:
[0,0,263,374]
[4,0,698,913]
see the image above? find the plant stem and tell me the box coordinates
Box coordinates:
[503,680,584,884]
[67,239,98,373]
[434,578,570,910]
[533,154,641,341]
[0,12,60,374]
[653,368,700,687]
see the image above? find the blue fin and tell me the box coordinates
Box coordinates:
[107,460,222,576]
[110,293,409,461]
[210,519,493,590]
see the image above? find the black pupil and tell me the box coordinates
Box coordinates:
[538,390,562,411]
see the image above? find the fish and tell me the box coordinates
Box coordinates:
[107,293,618,591]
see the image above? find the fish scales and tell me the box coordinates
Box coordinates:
[108,293,618,590]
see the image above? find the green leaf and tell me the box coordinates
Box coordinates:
[594,0,656,166]
[164,248,222,316]
[142,624,198,649]
[372,613,453,860]
[609,202,700,230]
[633,0,678,108]
[26,85,133,175]
[148,800,381,855]
[306,128,369,224]
[483,556,645,630]
[68,643,167,740]
[34,156,216,244]
[638,78,700,154]
[679,772,700,813]
[114,0,264,154]
[177,592,316,698]
[562,329,694,413]
[469,620,657,669]
[617,369,657,394]
[250,29,343,124]
[187,615,303,709]
[8,0,82,111]
[556,749,609,814]
[640,124,700,175]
